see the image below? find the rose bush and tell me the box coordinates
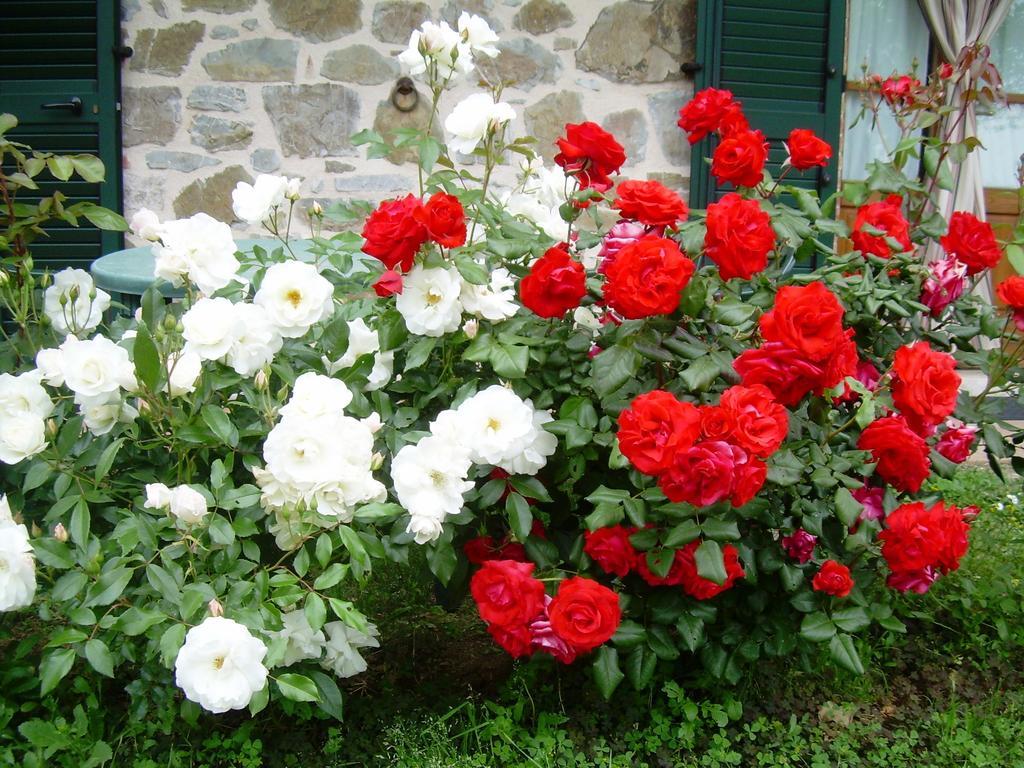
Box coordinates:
[1,19,1023,728]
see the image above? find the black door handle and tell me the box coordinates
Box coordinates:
[680,61,703,74]
[41,97,83,116]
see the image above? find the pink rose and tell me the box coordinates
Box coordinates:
[920,257,967,316]
[528,595,577,664]
[781,529,817,563]
[887,564,939,594]
[598,220,655,274]
[936,420,978,464]
[659,440,749,507]
[834,359,881,404]
[853,484,885,522]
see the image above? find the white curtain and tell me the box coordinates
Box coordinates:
[917,0,1014,222]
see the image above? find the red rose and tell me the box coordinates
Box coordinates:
[879,501,969,593]
[603,236,695,319]
[939,62,954,79]
[997,275,1024,308]
[548,577,622,653]
[678,541,745,600]
[890,342,961,433]
[554,121,626,192]
[487,622,533,658]
[851,195,912,258]
[812,560,854,598]
[519,244,587,318]
[719,384,788,458]
[717,105,750,138]
[820,331,860,392]
[857,415,931,493]
[470,560,546,628]
[880,75,920,105]
[464,535,500,565]
[730,457,767,507]
[373,269,403,297]
[733,343,825,407]
[583,526,638,578]
[940,211,1001,275]
[704,193,775,281]
[786,128,832,171]
[659,440,750,507]
[361,194,429,272]
[499,541,528,562]
[677,87,741,144]
[936,422,977,464]
[781,529,817,564]
[635,549,687,586]
[699,405,735,442]
[760,282,847,363]
[414,192,467,248]
[617,390,701,475]
[611,179,689,228]
[711,128,768,188]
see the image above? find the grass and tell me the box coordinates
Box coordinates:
[6,467,1024,767]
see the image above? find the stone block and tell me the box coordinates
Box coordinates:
[145,151,221,172]
[576,0,696,84]
[251,149,281,173]
[372,94,441,165]
[371,1,431,44]
[130,21,205,76]
[602,109,648,165]
[211,26,239,39]
[648,88,692,167]
[174,165,254,222]
[268,0,362,42]
[321,45,400,85]
[187,85,247,112]
[203,39,299,82]
[182,0,255,11]
[122,86,181,147]
[478,38,560,91]
[262,84,361,158]
[525,90,585,162]
[189,115,254,152]
[513,0,573,35]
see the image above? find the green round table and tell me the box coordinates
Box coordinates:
[90,238,318,307]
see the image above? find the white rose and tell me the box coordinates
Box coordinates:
[0,414,46,465]
[503,192,566,241]
[263,416,348,487]
[312,475,387,522]
[254,261,334,339]
[34,348,65,387]
[391,436,473,523]
[0,371,53,420]
[326,318,394,391]
[78,391,138,436]
[444,93,516,155]
[458,12,500,56]
[182,297,243,362]
[396,266,463,337]
[0,521,36,611]
[130,207,163,242]
[460,268,518,322]
[231,174,289,225]
[320,621,379,678]
[399,21,473,80]
[166,349,202,397]
[0,494,13,526]
[144,482,172,510]
[169,485,209,525]
[44,268,111,336]
[454,385,537,466]
[253,466,303,513]
[273,610,325,667]
[279,372,352,421]
[284,177,302,201]
[406,514,445,545]
[58,335,135,399]
[499,408,558,476]
[155,214,240,295]
[174,616,268,714]
[225,302,282,377]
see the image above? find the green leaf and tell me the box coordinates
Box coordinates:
[1007,243,1024,276]
[311,671,344,721]
[800,611,836,642]
[590,343,641,398]
[427,539,457,585]
[147,563,182,603]
[829,632,865,674]
[79,204,128,231]
[70,155,106,183]
[404,336,437,372]
[39,647,76,695]
[47,155,74,181]
[834,487,863,528]
[624,645,657,691]
[19,720,68,749]
[22,461,52,493]
[832,606,870,633]
[680,355,721,392]
[69,498,90,547]
[353,502,404,523]
[202,404,239,448]
[508,476,553,503]
[84,638,115,677]
[593,645,624,700]
[208,515,235,546]
[338,525,371,576]
[489,342,529,379]
[455,253,489,285]
[94,438,125,484]
[767,450,804,486]
[611,621,646,648]
[84,568,133,608]
[701,518,740,541]
[276,673,320,702]
[694,540,727,585]
[159,624,187,667]
[305,592,327,632]
[314,563,348,590]
[133,322,161,391]
[675,614,705,652]
[506,492,532,540]
[0,113,17,134]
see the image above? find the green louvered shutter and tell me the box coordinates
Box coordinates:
[0,0,123,270]
[689,0,846,210]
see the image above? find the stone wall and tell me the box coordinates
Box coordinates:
[120,0,697,235]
